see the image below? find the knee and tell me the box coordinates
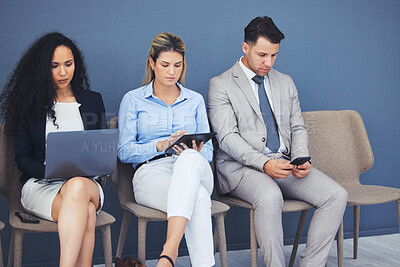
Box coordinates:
[325,185,348,209]
[176,149,204,167]
[174,149,211,178]
[254,191,283,212]
[334,186,348,206]
[63,177,91,201]
[178,149,203,162]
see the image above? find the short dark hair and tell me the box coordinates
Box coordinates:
[244,16,285,44]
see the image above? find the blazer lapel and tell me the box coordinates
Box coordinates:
[75,91,89,130]
[268,69,282,125]
[268,69,290,151]
[231,62,263,121]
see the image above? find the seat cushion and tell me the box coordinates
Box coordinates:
[283,199,314,212]
[345,185,400,205]
[124,200,229,221]
[10,210,115,232]
[218,194,313,213]
[218,195,253,209]
[211,200,230,215]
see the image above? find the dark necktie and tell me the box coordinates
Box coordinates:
[252,75,280,152]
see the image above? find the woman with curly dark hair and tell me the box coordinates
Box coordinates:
[0,32,106,266]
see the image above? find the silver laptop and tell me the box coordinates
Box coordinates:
[44,129,119,179]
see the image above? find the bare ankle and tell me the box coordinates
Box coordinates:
[161,242,178,260]
[157,255,174,267]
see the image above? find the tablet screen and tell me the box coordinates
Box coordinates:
[165,132,216,155]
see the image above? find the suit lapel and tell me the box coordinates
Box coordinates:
[268,69,291,151]
[268,69,282,126]
[75,91,89,130]
[231,62,263,121]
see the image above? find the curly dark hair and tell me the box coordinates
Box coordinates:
[0,32,90,133]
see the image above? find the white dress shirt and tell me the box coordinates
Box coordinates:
[238,57,287,154]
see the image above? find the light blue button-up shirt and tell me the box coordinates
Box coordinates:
[118,81,213,168]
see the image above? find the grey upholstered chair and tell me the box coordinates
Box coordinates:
[0,122,115,267]
[0,220,4,267]
[211,158,314,267]
[109,117,230,267]
[303,110,400,260]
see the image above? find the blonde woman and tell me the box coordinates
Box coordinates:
[118,32,215,267]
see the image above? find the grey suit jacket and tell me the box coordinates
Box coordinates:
[207,61,309,194]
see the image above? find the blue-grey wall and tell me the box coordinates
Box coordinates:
[1,0,399,265]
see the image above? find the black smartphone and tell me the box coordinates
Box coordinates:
[290,157,311,166]
[15,211,40,224]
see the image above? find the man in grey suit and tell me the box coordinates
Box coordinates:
[207,16,348,267]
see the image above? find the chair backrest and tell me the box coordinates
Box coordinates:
[0,122,24,211]
[303,110,374,186]
[109,117,136,206]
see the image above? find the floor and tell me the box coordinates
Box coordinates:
[95,233,400,266]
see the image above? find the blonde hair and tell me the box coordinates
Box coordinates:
[142,32,186,86]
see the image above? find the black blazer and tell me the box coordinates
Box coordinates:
[14,90,107,183]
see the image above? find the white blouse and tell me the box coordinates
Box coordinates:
[45,102,84,140]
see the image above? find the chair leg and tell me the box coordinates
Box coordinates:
[0,231,4,267]
[337,220,344,267]
[396,200,400,235]
[12,229,24,267]
[137,217,148,265]
[116,210,132,258]
[289,209,309,267]
[100,225,113,267]
[215,212,228,267]
[250,208,257,267]
[7,229,14,267]
[213,217,219,254]
[353,205,360,259]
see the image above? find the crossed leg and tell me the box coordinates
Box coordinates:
[51,177,101,267]
[134,150,214,267]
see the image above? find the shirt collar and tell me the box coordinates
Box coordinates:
[143,80,191,101]
[144,81,154,98]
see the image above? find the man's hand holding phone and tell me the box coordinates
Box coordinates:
[263,159,295,179]
[291,161,311,178]
[290,157,311,178]
[264,157,311,179]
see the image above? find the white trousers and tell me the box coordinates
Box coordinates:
[133,149,215,267]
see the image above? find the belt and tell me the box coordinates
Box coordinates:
[135,154,172,171]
